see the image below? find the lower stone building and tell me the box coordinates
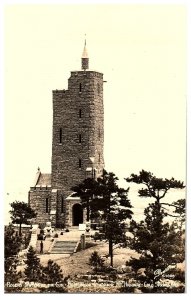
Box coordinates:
[28,41,104,228]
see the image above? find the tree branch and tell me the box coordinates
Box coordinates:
[161,203,181,209]
[162,206,180,218]
[158,188,168,200]
[164,212,180,218]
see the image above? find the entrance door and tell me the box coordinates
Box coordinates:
[72,203,83,226]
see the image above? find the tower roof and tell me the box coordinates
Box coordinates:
[82,39,88,58]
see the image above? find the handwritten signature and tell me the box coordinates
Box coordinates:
[154,265,176,279]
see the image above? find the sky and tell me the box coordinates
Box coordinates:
[3,3,187,223]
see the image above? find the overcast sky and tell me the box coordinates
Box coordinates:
[4,3,187,223]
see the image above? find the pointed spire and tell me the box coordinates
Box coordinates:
[82,39,88,58]
[81,36,89,70]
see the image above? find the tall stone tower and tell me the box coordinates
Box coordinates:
[29,41,104,228]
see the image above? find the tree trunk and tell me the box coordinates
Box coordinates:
[19,223,22,236]
[109,239,113,267]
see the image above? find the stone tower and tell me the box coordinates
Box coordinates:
[29,41,104,228]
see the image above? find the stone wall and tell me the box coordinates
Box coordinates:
[51,70,104,226]
[28,187,52,226]
[29,68,105,228]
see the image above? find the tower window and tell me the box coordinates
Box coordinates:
[59,128,62,144]
[79,83,82,92]
[61,196,64,213]
[98,127,101,140]
[79,134,82,143]
[45,198,49,213]
[79,159,82,169]
[97,83,100,94]
[98,153,101,163]
[79,109,82,118]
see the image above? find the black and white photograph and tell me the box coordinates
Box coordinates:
[2,0,188,294]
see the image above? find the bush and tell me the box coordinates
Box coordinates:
[24,232,31,249]
[54,233,58,238]
[93,232,105,241]
[89,251,105,272]
[40,229,44,235]
[40,260,68,293]
[37,234,44,240]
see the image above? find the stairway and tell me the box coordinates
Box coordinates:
[51,240,78,254]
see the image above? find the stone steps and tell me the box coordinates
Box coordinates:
[51,240,78,254]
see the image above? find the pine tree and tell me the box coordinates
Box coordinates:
[71,178,99,221]
[41,260,68,293]
[125,170,184,204]
[4,225,22,293]
[72,170,133,267]
[5,224,22,259]
[125,203,185,292]
[4,257,22,293]
[24,246,42,282]
[92,170,133,267]
[89,251,105,272]
[122,170,185,293]
[10,201,37,236]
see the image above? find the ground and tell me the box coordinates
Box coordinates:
[38,241,139,277]
[16,238,139,293]
[16,230,185,293]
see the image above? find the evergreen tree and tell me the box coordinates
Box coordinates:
[4,225,22,293]
[89,251,105,272]
[4,257,22,293]
[71,177,99,221]
[5,224,22,259]
[10,201,37,236]
[92,170,133,267]
[171,199,185,229]
[125,170,184,204]
[72,170,133,267]
[24,246,42,282]
[125,203,185,292]
[123,170,185,293]
[41,260,68,293]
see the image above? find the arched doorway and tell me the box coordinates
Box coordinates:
[72,203,83,226]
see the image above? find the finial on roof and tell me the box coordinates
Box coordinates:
[82,38,88,58]
[37,167,40,172]
[81,36,89,70]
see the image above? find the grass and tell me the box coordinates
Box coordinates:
[39,241,139,277]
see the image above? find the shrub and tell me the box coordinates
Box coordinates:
[93,232,105,241]
[89,251,105,272]
[40,260,68,293]
[24,246,42,282]
[37,234,44,240]
[54,233,58,238]
[24,232,31,249]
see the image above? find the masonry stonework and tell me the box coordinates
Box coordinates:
[28,42,104,228]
